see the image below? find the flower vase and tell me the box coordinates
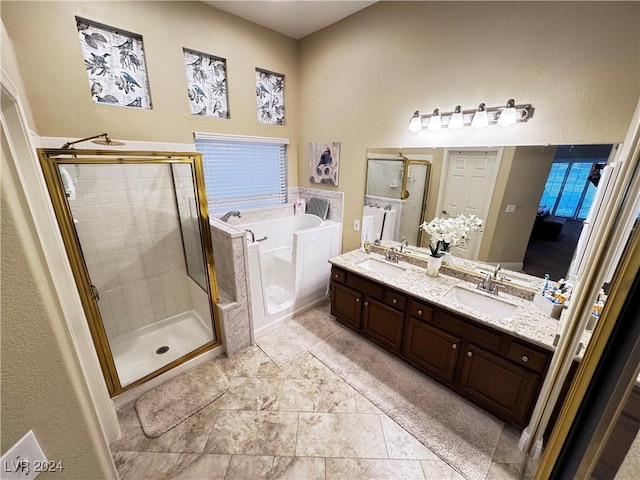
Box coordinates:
[427,255,443,277]
[441,250,452,266]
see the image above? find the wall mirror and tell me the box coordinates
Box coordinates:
[365,144,619,283]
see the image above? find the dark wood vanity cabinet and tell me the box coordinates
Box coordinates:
[362,297,405,352]
[330,282,362,330]
[330,267,405,351]
[458,344,540,426]
[402,313,460,383]
[330,265,552,428]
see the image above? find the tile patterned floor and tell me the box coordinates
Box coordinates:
[111,307,540,480]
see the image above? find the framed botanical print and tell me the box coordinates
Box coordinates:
[256,68,285,125]
[183,48,229,118]
[76,17,152,109]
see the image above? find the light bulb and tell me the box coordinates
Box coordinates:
[427,108,442,131]
[498,99,517,126]
[471,103,488,128]
[409,110,422,132]
[449,105,464,129]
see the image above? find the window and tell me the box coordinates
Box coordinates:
[195,133,288,214]
[539,145,613,220]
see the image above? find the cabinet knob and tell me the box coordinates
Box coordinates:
[418,309,423,315]
[522,355,529,362]
[355,298,360,303]
[364,301,369,306]
[392,298,398,304]
[467,351,473,357]
[334,274,339,279]
[452,344,457,349]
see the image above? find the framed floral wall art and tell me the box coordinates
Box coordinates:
[309,142,340,186]
[256,68,285,125]
[183,48,229,118]
[76,17,152,109]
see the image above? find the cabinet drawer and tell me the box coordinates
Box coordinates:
[409,300,434,322]
[347,273,384,300]
[434,310,502,351]
[384,289,407,310]
[331,267,346,284]
[506,342,549,373]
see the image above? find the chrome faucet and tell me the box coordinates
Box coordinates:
[477,273,499,295]
[221,210,241,222]
[385,247,400,263]
[245,229,255,243]
[400,238,409,253]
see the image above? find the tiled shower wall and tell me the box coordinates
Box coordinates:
[66,163,193,338]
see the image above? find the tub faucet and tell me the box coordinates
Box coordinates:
[221,210,241,222]
[245,229,255,243]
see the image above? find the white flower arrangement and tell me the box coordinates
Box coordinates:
[419,214,483,257]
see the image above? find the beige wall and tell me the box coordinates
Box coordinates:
[1,0,300,181]
[299,1,640,251]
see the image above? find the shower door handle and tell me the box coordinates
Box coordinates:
[90,285,100,302]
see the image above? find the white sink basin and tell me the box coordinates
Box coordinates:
[443,286,518,320]
[358,258,406,276]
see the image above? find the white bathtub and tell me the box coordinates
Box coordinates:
[244,214,342,333]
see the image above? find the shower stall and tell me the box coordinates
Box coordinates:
[38,148,220,396]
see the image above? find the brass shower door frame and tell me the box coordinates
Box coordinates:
[38,148,221,397]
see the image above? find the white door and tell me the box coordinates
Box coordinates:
[440,150,499,260]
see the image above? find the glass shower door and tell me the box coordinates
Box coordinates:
[40,150,220,396]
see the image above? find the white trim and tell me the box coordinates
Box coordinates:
[194,131,289,145]
[436,147,503,260]
[1,68,120,443]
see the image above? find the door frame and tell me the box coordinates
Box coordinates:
[435,147,504,260]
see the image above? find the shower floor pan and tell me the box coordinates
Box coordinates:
[110,310,213,387]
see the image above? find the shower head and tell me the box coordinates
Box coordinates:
[61,133,125,149]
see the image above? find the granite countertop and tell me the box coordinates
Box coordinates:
[329,249,565,352]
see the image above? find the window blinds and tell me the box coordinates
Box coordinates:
[195,135,288,214]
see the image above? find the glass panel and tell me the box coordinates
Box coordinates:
[172,164,207,290]
[540,162,569,211]
[577,181,597,219]
[62,162,214,387]
[400,163,429,245]
[555,163,593,217]
[366,159,404,198]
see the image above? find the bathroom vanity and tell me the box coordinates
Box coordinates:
[329,249,561,428]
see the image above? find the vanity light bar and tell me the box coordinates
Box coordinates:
[409,100,535,132]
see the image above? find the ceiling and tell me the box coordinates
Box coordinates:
[203,1,378,39]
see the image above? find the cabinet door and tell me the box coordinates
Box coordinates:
[362,297,405,352]
[402,317,460,383]
[458,344,540,427]
[331,282,362,330]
